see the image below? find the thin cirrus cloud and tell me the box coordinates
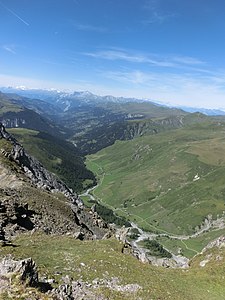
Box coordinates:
[142,0,177,24]
[104,69,184,87]
[73,23,107,33]
[84,49,205,69]
[2,45,16,54]
[172,56,205,65]
[84,50,175,67]
[104,68,225,90]
[103,69,225,109]
[142,11,175,25]
[104,70,153,85]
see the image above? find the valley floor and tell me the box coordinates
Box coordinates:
[81,158,225,261]
[84,125,225,260]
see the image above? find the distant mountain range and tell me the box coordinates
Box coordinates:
[2,86,225,155]
[176,105,225,116]
[1,86,225,116]
[0,87,145,112]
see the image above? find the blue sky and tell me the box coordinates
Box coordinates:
[1,0,225,109]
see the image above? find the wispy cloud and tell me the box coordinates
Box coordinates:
[100,68,225,109]
[37,58,68,67]
[105,70,153,85]
[2,45,16,54]
[73,23,107,33]
[84,49,175,67]
[0,1,29,26]
[172,56,205,65]
[142,0,176,24]
[103,68,223,89]
[142,11,175,25]
[84,49,205,69]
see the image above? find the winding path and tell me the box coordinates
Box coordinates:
[80,159,225,259]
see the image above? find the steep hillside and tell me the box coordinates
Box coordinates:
[0,123,109,242]
[100,101,187,119]
[2,92,62,116]
[87,120,225,257]
[71,112,207,155]
[8,128,96,192]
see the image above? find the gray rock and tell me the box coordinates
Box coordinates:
[0,256,38,287]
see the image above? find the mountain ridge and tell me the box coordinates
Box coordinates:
[2,86,225,116]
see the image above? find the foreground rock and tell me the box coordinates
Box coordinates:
[0,256,38,294]
[51,276,142,300]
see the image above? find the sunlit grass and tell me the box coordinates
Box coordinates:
[1,232,225,299]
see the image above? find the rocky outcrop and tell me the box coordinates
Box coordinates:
[0,256,38,293]
[124,116,184,139]
[0,193,35,243]
[51,275,142,300]
[201,235,225,253]
[0,123,110,240]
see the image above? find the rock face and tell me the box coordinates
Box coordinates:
[0,194,35,243]
[202,235,225,252]
[0,256,38,292]
[0,123,110,240]
[0,122,81,205]
[124,116,185,140]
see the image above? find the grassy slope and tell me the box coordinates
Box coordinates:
[1,232,225,300]
[101,101,187,119]
[86,122,225,252]
[0,93,23,113]
[8,128,96,192]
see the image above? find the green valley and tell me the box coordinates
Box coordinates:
[86,121,225,256]
[8,128,96,192]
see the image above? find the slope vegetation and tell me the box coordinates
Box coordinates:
[1,232,225,299]
[8,128,96,192]
[87,121,225,255]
